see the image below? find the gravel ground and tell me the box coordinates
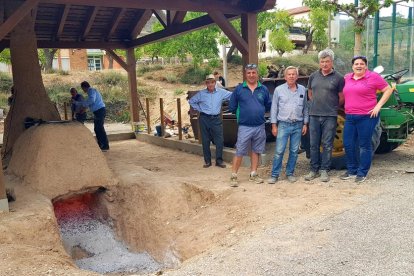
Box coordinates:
[162,148,414,276]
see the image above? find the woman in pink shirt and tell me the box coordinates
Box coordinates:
[340,56,393,183]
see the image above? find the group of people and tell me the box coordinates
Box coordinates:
[189,48,393,187]
[70,81,110,152]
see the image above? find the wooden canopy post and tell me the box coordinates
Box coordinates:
[0,158,9,212]
[241,13,258,68]
[126,48,139,123]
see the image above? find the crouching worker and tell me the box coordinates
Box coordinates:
[70,87,87,123]
[268,66,309,184]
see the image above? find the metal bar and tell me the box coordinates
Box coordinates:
[390,3,396,72]
[373,8,380,68]
[160,98,164,137]
[409,7,413,74]
[146,98,151,134]
[177,98,182,140]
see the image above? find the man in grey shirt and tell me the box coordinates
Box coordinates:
[305,49,344,182]
[268,66,309,184]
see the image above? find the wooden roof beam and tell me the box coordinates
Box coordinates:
[105,49,127,70]
[56,4,71,40]
[130,9,153,39]
[0,0,39,41]
[40,0,245,14]
[81,6,98,40]
[208,11,248,55]
[0,40,128,49]
[172,11,187,25]
[106,8,126,40]
[128,13,238,48]
[153,10,167,28]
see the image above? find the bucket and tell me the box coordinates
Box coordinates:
[133,122,146,133]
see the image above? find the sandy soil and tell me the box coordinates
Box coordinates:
[0,68,413,275]
[2,131,412,275]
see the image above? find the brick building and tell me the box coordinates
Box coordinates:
[54,49,124,71]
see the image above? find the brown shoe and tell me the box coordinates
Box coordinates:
[203,163,212,168]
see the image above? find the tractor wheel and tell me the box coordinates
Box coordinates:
[375,131,400,154]
[330,110,347,170]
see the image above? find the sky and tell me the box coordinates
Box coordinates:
[276,0,303,10]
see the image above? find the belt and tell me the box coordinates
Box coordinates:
[280,119,303,124]
[200,112,220,118]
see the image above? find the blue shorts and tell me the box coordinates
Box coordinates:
[235,124,266,156]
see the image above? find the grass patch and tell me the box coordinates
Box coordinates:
[166,74,178,83]
[137,64,164,75]
[174,89,185,96]
[180,66,210,85]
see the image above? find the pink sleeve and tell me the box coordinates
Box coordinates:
[373,72,389,90]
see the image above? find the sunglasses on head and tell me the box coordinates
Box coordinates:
[352,55,367,64]
[245,63,258,70]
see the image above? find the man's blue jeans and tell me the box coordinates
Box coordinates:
[271,121,303,177]
[343,114,379,177]
[309,116,337,172]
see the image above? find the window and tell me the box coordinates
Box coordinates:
[88,56,102,71]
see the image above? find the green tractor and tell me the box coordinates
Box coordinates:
[331,68,414,169]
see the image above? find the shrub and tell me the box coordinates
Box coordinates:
[166,74,178,83]
[58,70,70,76]
[208,58,220,69]
[180,67,210,84]
[94,71,128,87]
[228,55,242,65]
[0,72,13,93]
[137,64,164,75]
[138,86,157,100]
[268,55,319,76]
[46,81,72,105]
[258,63,268,78]
[174,89,184,96]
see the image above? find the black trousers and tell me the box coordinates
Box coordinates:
[93,107,109,150]
[199,113,224,164]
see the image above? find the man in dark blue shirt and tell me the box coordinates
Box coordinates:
[78,81,109,151]
[189,74,232,168]
[228,64,272,187]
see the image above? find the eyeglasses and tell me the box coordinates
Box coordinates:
[245,63,258,70]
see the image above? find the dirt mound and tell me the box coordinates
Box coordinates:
[7,123,116,199]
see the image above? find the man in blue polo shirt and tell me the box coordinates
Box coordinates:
[228,64,272,187]
[79,81,109,151]
[189,74,232,168]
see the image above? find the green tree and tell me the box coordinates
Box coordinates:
[269,28,295,56]
[304,0,394,55]
[142,12,220,67]
[297,8,329,53]
[0,49,11,64]
[267,10,295,56]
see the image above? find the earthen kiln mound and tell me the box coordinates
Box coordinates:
[1,123,223,274]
